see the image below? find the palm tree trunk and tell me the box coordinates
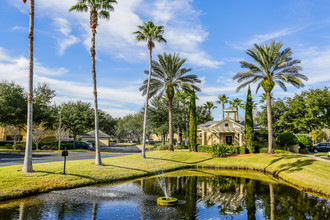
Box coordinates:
[222,103,225,119]
[269,183,275,220]
[141,45,153,158]
[91,28,102,166]
[169,97,174,151]
[22,0,34,173]
[236,107,239,121]
[266,91,273,154]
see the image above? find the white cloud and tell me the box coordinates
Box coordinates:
[0,48,144,113]
[102,108,137,118]
[17,0,220,67]
[53,17,79,55]
[226,27,306,50]
[298,46,330,84]
[12,26,28,31]
[145,0,221,68]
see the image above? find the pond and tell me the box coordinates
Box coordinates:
[0,169,329,219]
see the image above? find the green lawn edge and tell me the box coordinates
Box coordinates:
[0,151,329,202]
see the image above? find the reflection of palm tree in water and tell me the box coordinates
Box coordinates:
[92,203,98,220]
[269,183,275,220]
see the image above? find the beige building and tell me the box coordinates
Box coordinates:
[197,108,259,146]
[80,130,110,147]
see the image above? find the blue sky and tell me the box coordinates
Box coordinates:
[0,0,329,119]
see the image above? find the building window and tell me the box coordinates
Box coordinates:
[199,133,202,138]
[225,123,229,127]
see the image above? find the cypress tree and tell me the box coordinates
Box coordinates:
[245,86,255,153]
[189,91,197,151]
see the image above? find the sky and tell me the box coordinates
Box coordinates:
[0,0,329,120]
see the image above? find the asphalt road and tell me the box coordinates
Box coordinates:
[0,145,141,167]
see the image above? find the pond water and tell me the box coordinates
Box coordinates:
[0,170,329,220]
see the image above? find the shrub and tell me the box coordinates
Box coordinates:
[14,144,25,150]
[229,146,240,155]
[156,145,177,151]
[297,134,312,150]
[275,131,298,151]
[197,145,212,153]
[259,147,268,153]
[299,148,309,154]
[274,149,294,154]
[178,145,188,149]
[240,145,246,154]
[211,144,234,157]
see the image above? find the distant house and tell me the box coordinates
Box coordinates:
[80,130,110,147]
[197,108,260,146]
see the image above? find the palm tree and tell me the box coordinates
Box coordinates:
[216,94,229,120]
[203,101,216,118]
[140,53,201,151]
[230,98,243,120]
[233,40,307,154]
[22,0,34,173]
[133,21,166,158]
[69,0,117,165]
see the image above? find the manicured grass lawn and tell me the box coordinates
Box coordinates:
[0,151,329,201]
[314,152,327,157]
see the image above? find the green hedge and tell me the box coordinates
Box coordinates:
[260,147,268,153]
[274,149,294,154]
[197,145,212,153]
[0,141,13,146]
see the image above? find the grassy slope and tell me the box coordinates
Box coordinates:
[0,151,329,201]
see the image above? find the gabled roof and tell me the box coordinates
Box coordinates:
[197,118,260,131]
[81,130,110,138]
[197,121,219,129]
[209,118,244,128]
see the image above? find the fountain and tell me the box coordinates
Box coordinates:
[153,149,178,206]
[157,197,178,206]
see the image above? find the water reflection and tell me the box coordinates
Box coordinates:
[0,172,329,220]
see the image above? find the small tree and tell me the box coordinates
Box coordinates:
[309,129,325,144]
[56,128,70,150]
[32,123,51,150]
[189,91,197,152]
[297,134,313,150]
[245,86,255,153]
[275,131,298,151]
[5,126,22,149]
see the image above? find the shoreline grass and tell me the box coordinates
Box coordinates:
[0,151,329,202]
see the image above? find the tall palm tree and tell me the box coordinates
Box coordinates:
[230,98,243,120]
[233,40,307,154]
[69,0,117,165]
[216,94,229,120]
[140,53,201,151]
[22,0,34,173]
[133,21,166,158]
[203,101,216,118]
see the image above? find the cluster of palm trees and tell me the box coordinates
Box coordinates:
[21,0,307,172]
[134,22,201,156]
[202,95,244,120]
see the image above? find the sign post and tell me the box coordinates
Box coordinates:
[62,149,68,175]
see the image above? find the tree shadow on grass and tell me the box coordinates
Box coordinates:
[36,170,98,181]
[102,164,149,173]
[265,155,316,175]
[146,157,214,165]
